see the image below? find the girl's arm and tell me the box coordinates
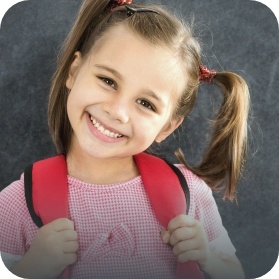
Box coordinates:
[203,252,245,279]
[161,214,245,279]
[11,218,78,279]
[1,253,22,271]
[0,180,78,278]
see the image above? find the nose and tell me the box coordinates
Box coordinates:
[103,96,130,124]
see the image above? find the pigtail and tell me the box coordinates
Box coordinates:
[177,71,250,201]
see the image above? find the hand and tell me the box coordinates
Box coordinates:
[12,218,78,279]
[161,214,210,270]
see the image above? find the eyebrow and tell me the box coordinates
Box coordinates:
[94,64,165,106]
[95,64,123,80]
[144,91,163,103]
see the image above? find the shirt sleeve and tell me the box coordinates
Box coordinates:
[1,252,22,271]
[176,165,236,259]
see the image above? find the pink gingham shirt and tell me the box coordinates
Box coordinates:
[0,165,235,279]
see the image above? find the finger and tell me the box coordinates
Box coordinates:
[169,227,195,246]
[59,229,78,241]
[172,238,199,256]
[160,230,171,244]
[49,218,75,232]
[63,240,79,253]
[177,249,203,263]
[168,214,196,233]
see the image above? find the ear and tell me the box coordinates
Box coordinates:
[155,117,184,143]
[66,51,82,90]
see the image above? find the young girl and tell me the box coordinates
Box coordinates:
[0,0,250,278]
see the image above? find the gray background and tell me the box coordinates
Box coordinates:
[0,0,278,278]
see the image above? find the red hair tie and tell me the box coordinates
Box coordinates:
[110,0,133,10]
[199,65,216,83]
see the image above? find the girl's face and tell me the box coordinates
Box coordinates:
[66,25,184,160]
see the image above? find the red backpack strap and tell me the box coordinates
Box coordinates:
[134,152,187,227]
[24,155,68,225]
[134,152,204,279]
[24,155,69,279]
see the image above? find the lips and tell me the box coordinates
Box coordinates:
[89,114,124,139]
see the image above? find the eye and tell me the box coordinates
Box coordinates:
[136,99,155,111]
[99,77,117,89]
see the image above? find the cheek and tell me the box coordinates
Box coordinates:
[66,91,77,116]
[66,96,75,130]
[66,89,85,128]
[67,87,90,113]
[134,119,165,141]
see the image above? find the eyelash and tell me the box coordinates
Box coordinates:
[137,99,156,112]
[99,77,117,89]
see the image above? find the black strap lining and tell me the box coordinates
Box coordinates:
[24,164,43,228]
[164,161,191,215]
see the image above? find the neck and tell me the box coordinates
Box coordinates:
[66,152,139,185]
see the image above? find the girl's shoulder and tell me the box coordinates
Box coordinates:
[0,174,26,215]
[1,173,25,193]
[0,174,37,255]
[174,164,212,196]
[174,164,216,218]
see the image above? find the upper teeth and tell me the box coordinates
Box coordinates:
[90,116,123,138]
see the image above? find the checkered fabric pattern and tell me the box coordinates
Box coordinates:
[0,165,235,279]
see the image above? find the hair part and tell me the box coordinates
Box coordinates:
[48,0,250,201]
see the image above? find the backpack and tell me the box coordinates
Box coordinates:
[24,152,204,279]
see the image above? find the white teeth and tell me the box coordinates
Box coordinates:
[90,116,123,138]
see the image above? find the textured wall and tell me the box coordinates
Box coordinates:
[0,1,278,278]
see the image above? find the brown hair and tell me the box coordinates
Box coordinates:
[48,0,250,201]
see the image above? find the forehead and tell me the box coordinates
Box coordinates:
[89,24,185,96]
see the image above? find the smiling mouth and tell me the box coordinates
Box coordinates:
[89,115,123,139]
